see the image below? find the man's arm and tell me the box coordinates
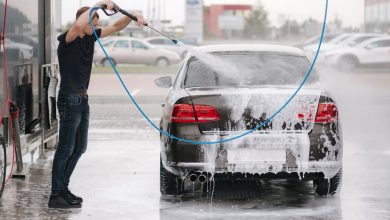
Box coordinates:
[65,0,114,44]
[101,14,145,38]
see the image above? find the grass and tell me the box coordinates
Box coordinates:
[92,65,180,74]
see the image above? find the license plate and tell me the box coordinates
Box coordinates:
[227,149,286,163]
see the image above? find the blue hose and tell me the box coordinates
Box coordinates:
[89,0,328,145]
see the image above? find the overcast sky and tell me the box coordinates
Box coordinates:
[62,0,365,28]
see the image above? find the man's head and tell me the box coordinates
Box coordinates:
[76,6,99,35]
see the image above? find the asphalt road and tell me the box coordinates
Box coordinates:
[0,66,389,220]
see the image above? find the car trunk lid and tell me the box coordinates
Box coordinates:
[184,87,321,134]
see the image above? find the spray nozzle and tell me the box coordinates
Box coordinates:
[101,2,179,46]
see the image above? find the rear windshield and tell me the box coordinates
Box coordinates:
[184,52,319,88]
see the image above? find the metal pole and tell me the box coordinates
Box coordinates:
[2,117,9,146]
[9,102,23,173]
[38,65,46,160]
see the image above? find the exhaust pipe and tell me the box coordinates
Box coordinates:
[189,173,198,182]
[198,174,207,183]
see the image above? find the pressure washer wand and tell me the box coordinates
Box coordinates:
[102,3,178,44]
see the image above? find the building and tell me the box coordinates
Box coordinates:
[185,0,204,43]
[365,0,390,33]
[1,1,60,181]
[204,4,252,39]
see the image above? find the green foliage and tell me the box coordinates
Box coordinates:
[280,19,300,36]
[0,3,30,33]
[244,1,270,38]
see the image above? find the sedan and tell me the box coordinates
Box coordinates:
[94,37,181,67]
[304,33,383,63]
[4,38,33,61]
[156,44,343,197]
[146,36,188,58]
[324,36,390,71]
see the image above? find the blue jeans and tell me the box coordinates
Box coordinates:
[51,92,89,196]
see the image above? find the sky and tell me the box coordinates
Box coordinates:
[62,0,365,28]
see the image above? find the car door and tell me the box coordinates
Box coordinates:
[379,40,390,63]
[360,39,390,64]
[112,39,131,64]
[95,40,114,63]
[131,40,154,65]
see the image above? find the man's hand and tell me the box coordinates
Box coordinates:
[65,0,114,44]
[134,15,146,28]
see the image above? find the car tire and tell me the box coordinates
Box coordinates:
[156,58,169,67]
[101,58,116,67]
[160,158,183,196]
[0,136,6,198]
[313,168,342,196]
[337,56,358,72]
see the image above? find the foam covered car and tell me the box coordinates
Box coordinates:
[156,45,343,196]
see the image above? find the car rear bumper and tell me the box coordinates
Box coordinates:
[164,158,342,179]
[162,130,342,179]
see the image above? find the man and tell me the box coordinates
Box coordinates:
[48,0,145,208]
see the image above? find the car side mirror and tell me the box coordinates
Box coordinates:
[155,76,173,88]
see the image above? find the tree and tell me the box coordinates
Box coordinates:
[0,3,30,34]
[280,19,300,36]
[244,1,270,38]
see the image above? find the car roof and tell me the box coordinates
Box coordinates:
[359,36,390,44]
[328,33,359,42]
[103,36,144,41]
[347,33,384,39]
[145,36,167,40]
[197,44,306,56]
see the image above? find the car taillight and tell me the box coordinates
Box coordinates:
[297,103,338,123]
[297,105,315,122]
[171,104,220,123]
[314,103,338,123]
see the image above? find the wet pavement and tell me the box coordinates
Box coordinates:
[1,67,390,219]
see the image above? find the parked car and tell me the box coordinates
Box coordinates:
[6,33,38,56]
[156,44,343,197]
[146,36,188,58]
[295,33,341,49]
[304,33,383,63]
[343,34,384,47]
[4,38,33,61]
[94,37,181,66]
[323,36,390,71]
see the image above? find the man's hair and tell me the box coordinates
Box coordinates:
[76,6,99,20]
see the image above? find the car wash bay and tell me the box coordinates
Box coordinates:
[0,67,389,219]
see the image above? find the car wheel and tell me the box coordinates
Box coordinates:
[337,56,358,72]
[156,58,169,67]
[101,58,116,67]
[160,158,183,196]
[313,168,342,196]
[0,136,6,198]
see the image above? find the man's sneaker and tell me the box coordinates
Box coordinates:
[48,192,82,209]
[64,190,83,203]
